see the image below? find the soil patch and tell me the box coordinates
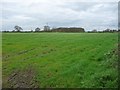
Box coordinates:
[7,67,39,88]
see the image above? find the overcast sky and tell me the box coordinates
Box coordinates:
[1,0,119,31]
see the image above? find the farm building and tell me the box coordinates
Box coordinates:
[51,27,85,32]
[44,26,50,31]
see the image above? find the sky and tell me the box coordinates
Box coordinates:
[1,0,119,31]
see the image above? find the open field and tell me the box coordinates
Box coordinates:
[2,33,118,88]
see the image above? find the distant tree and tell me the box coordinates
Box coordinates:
[12,30,15,32]
[104,28,110,32]
[31,30,33,32]
[14,25,23,32]
[2,30,9,33]
[35,27,40,32]
[118,29,120,32]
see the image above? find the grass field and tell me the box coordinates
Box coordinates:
[2,33,118,88]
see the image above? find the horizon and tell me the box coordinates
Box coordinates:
[1,27,118,32]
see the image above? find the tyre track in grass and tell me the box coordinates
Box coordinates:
[3,45,57,62]
[3,45,57,60]
[2,47,36,60]
[20,48,56,61]
[3,47,57,88]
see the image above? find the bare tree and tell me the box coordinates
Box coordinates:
[14,25,23,32]
[35,27,40,32]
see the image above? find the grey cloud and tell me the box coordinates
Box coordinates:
[1,0,118,31]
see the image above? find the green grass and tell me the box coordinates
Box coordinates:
[2,33,118,88]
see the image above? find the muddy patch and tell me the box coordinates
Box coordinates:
[7,67,39,88]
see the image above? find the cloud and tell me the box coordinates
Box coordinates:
[1,0,118,31]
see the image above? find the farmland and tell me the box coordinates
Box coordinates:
[2,33,118,88]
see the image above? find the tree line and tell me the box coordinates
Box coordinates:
[2,25,119,33]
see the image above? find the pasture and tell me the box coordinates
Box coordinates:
[2,33,118,88]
